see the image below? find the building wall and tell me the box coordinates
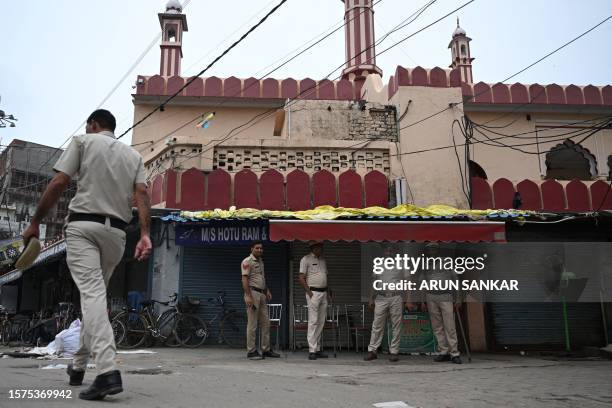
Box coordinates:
[465,111,612,182]
[389,85,470,208]
[150,224,180,302]
[132,104,277,173]
[286,100,397,142]
[134,100,397,180]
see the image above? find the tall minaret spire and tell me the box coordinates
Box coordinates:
[341,0,383,82]
[448,18,474,83]
[159,0,188,77]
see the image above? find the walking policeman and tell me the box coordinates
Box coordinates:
[23,109,152,400]
[364,244,411,362]
[298,241,330,360]
[241,241,280,360]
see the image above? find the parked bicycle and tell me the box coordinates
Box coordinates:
[19,302,81,346]
[55,302,79,332]
[0,306,10,346]
[112,292,207,349]
[20,309,55,346]
[202,291,247,349]
[0,311,30,346]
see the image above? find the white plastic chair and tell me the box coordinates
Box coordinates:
[345,304,370,352]
[291,304,309,350]
[268,304,283,350]
[325,304,340,357]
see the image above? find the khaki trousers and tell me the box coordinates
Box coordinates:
[427,293,459,357]
[66,221,125,375]
[367,295,403,354]
[246,291,270,353]
[306,291,327,353]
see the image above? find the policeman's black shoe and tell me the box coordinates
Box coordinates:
[66,364,85,386]
[364,351,378,361]
[434,354,451,362]
[451,356,463,364]
[308,353,317,360]
[315,351,328,359]
[263,350,281,358]
[388,354,400,362]
[247,351,263,360]
[78,370,123,401]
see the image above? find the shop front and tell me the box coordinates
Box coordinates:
[161,214,507,351]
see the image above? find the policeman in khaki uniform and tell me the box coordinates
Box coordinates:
[419,242,462,364]
[298,241,330,360]
[241,241,280,359]
[23,110,152,400]
[365,244,411,362]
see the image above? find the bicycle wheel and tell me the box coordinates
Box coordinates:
[158,311,181,348]
[114,312,148,349]
[174,314,208,348]
[111,318,126,346]
[21,326,36,345]
[0,323,9,346]
[220,312,247,348]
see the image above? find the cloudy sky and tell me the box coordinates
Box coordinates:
[1,0,610,149]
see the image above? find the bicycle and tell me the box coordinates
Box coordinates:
[21,309,56,346]
[112,293,207,349]
[55,302,80,332]
[0,306,10,346]
[202,291,247,349]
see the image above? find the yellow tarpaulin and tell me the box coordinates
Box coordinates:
[180,205,531,221]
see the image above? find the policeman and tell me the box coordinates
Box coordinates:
[364,244,411,362]
[420,242,462,364]
[23,109,152,400]
[241,241,280,360]
[298,240,330,360]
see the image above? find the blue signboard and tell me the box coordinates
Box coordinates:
[175,220,270,246]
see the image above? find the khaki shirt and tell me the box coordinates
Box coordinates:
[53,131,146,223]
[299,253,328,288]
[241,254,266,290]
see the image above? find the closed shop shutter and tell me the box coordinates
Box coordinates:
[181,243,289,347]
[489,303,605,349]
[485,243,606,349]
[290,242,366,349]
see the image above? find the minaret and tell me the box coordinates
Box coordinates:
[341,0,383,81]
[448,18,474,83]
[159,0,188,77]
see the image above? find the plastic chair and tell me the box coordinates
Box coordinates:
[324,304,340,357]
[345,304,370,352]
[268,304,283,350]
[291,304,309,350]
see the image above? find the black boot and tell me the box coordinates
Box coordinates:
[79,370,123,400]
[433,354,451,362]
[66,364,85,386]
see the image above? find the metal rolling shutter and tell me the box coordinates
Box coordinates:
[489,303,605,349]
[181,243,289,347]
[290,242,364,349]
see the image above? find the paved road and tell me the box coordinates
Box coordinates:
[1,347,611,408]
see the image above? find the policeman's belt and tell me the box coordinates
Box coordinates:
[378,292,402,298]
[249,286,266,294]
[309,287,327,292]
[68,213,127,230]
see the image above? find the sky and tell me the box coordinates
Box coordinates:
[0,0,611,150]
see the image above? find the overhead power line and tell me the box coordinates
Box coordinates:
[162,0,474,175]
[116,0,290,140]
[399,14,612,131]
